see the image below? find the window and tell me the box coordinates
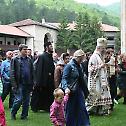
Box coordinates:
[7,41,11,45]
[0,41,2,44]
[18,42,21,45]
[107,36,114,40]
[14,40,17,45]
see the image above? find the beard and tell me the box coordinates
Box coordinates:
[101,50,106,55]
[48,50,53,54]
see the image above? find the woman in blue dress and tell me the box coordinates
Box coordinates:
[61,49,90,126]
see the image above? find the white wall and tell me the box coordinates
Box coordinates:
[26,38,34,52]
[34,25,58,53]
[18,25,35,52]
[18,25,35,37]
[18,25,58,53]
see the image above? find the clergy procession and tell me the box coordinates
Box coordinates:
[0,37,125,126]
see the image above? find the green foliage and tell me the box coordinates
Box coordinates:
[104,2,120,16]
[56,15,70,51]
[57,13,103,52]
[0,0,120,27]
[0,0,8,24]
[35,0,120,26]
[0,0,38,24]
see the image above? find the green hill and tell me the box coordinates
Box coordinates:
[86,2,120,17]
[104,2,120,16]
[34,0,120,27]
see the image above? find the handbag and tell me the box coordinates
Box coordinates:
[67,78,78,92]
[59,78,78,93]
[59,63,78,92]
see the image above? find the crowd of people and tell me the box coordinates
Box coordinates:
[0,37,125,126]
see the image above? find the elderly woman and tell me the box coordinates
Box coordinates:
[61,49,90,126]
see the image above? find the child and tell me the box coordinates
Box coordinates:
[0,77,6,126]
[50,88,70,126]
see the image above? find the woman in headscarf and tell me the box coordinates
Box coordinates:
[61,49,90,126]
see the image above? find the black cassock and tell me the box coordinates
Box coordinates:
[31,52,55,112]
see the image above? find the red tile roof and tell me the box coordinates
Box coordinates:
[67,22,76,30]
[9,19,58,30]
[9,19,41,27]
[9,19,119,32]
[0,25,32,37]
[101,24,119,32]
[47,22,76,30]
[67,23,119,32]
[48,22,119,32]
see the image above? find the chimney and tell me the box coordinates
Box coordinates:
[98,18,102,25]
[72,21,75,24]
[42,18,45,24]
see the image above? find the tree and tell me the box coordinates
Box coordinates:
[74,13,91,50]
[56,12,103,52]
[56,15,70,51]
[0,0,8,24]
[102,13,112,25]
[89,16,104,50]
[73,13,103,52]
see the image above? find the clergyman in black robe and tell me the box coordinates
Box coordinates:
[31,42,55,112]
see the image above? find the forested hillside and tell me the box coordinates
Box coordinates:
[104,2,120,16]
[0,0,120,27]
[35,0,120,26]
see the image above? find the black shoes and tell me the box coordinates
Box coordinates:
[11,114,28,120]
[20,116,28,120]
[11,114,16,120]
[123,102,126,105]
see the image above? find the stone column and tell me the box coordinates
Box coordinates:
[121,0,126,53]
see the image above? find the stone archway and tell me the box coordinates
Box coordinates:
[44,33,52,43]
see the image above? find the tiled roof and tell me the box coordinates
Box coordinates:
[9,19,119,32]
[67,23,119,32]
[101,24,120,32]
[9,19,42,27]
[9,19,58,30]
[67,22,76,30]
[47,23,60,28]
[0,25,32,37]
[49,22,119,32]
[47,22,76,30]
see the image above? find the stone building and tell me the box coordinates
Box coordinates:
[9,19,58,53]
[0,19,119,56]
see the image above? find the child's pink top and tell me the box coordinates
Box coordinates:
[50,95,69,126]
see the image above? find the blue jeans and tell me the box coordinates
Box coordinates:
[11,86,30,118]
[1,82,14,108]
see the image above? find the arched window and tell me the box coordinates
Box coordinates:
[44,33,52,44]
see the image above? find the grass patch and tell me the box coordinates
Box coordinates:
[90,103,126,126]
[3,98,126,126]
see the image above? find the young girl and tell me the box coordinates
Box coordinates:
[50,88,70,126]
[0,77,6,126]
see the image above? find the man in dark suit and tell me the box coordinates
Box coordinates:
[10,44,34,120]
